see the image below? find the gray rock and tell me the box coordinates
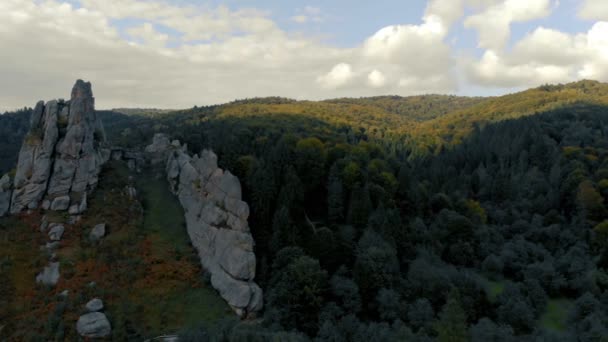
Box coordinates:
[36,262,60,286]
[76,312,111,338]
[59,290,69,298]
[90,223,106,241]
[50,196,70,211]
[162,140,262,316]
[41,199,51,210]
[85,298,104,312]
[48,224,65,241]
[11,80,107,214]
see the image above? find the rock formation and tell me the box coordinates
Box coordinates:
[10,80,108,214]
[146,134,263,316]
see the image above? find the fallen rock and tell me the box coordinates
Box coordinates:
[36,262,60,286]
[89,223,106,241]
[76,312,111,338]
[85,298,104,312]
[48,224,65,241]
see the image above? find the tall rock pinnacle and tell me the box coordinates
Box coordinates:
[10,80,108,214]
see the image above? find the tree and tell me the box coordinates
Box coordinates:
[295,137,327,191]
[407,298,435,331]
[577,180,606,222]
[270,206,298,254]
[267,255,329,335]
[470,318,514,342]
[328,163,345,225]
[435,289,469,342]
[376,288,401,322]
[330,274,362,314]
[347,184,372,230]
[353,230,399,303]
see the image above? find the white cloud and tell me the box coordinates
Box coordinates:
[463,21,608,87]
[368,70,387,88]
[317,63,355,89]
[126,23,169,48]
[579,0,608,21]
[4,0,608,112]
[464,0,554,50]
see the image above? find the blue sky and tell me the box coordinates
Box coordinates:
[1,0,608,109]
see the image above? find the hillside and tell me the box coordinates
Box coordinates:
[325,94,486,121]
[412,80,608,153]
[1,80,608,340]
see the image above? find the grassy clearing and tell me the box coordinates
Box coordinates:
[0,161,231,341]
[540,298,574,332]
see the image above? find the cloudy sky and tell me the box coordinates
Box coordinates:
[1,0,608,111]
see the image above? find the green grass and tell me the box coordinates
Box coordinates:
[134,166,232,334]
[137,168,190,250]
[540,298,574,332]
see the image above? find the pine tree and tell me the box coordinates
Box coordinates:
[327,163,344,225]
[436,289,469,342]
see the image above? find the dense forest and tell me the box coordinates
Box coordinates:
[2,81,608,340]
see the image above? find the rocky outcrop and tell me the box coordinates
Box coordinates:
[147,134,263,316]
[10,80,108,214]
[0,174,11,216]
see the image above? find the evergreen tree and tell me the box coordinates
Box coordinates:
[328,163,345,225]
[436,289,469,342]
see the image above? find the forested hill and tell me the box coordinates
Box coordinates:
[2,81,608,340]
[412,80,608,153]
[325,94,486,121]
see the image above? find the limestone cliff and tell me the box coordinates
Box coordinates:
[10,80,108,214]
[147,134,263,316]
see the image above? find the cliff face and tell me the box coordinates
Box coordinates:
[10,80,107,214]
[147,134,263,316]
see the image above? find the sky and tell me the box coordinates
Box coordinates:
[1,0,608,111]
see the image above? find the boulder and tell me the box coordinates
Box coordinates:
[90,223,106,241]
[48,224,65,241]
[85,298,104,312]
[76,312,111,338]
[11,80,107,214]
[36,262,60,286]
